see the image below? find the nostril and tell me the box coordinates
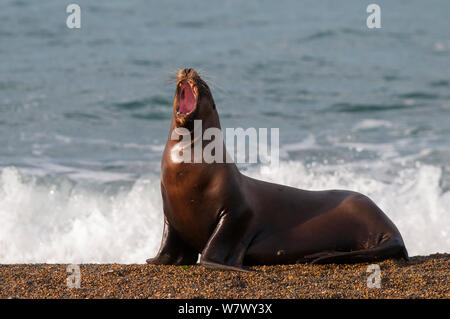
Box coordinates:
[185,68,191,76]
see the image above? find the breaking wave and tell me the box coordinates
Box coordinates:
[0,161,448,263]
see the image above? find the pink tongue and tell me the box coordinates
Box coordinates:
[179,83,195,114]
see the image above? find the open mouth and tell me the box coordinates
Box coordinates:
[177,81,197,116]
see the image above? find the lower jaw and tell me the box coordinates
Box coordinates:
[175,107,197,122]
[175,114,192,127]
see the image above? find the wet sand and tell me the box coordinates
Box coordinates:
[0,254,448,299]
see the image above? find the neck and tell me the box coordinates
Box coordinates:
[167,117,234,166]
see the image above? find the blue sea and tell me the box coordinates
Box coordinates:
[0,0,449,263]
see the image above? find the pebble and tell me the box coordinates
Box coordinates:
[0,254,448,298]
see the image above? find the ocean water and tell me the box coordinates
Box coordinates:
[0,0,449,263]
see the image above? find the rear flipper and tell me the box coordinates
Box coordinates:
[304,239,409,264]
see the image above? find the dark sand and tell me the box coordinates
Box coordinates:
[0,254,448,299]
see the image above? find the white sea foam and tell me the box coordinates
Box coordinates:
[341,142,400,159]
[0,161,448,263]
[352,119,393,131]
[280,134,317,157]
[0,167,163,264]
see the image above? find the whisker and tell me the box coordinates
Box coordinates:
[162,68,229,100]
[162,69,180,85]
[194,70,227,98]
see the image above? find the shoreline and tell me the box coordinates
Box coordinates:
[0,254,448,299]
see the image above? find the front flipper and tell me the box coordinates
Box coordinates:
[201,260,252,273]
[146,216,198,265]
[200,209,254,272]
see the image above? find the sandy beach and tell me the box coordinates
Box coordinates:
[0,254,448,299]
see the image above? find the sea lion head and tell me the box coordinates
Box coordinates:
[173,68,219,129]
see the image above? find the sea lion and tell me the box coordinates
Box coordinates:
[146,68,408,271]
